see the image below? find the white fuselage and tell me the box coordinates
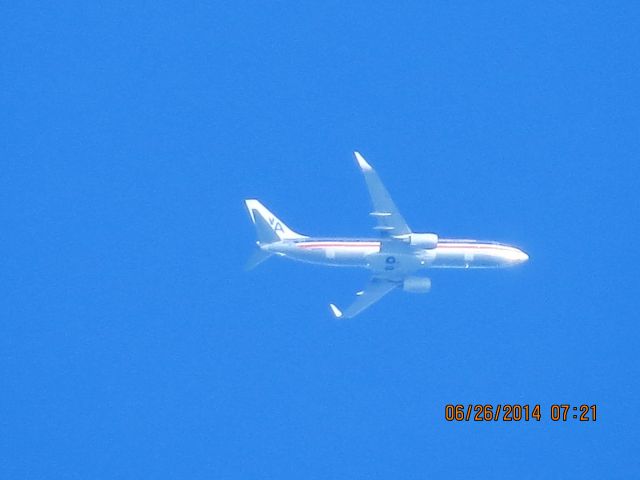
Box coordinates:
[264,237,529,277]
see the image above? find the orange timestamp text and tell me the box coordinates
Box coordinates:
[444,404,597,422]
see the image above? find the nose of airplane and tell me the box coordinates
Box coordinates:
[516,249,529,263]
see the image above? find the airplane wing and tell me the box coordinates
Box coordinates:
[329,277,400,319]
[354,151,412,236]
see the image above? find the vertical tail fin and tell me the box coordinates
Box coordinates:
[244,199,306,244]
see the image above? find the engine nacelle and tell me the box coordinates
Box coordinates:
[400,233,438,249]
[403,276,431,293]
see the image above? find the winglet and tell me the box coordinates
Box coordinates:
[329,303,343,318]
[354,151,372,171]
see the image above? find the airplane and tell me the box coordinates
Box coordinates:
[244,152,529,319]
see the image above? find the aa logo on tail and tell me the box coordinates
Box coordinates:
[268,216,284,234]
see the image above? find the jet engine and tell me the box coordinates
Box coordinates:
[403,276,432,293]
[399,233,438,249]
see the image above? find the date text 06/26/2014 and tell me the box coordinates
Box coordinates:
[444,404,597,422]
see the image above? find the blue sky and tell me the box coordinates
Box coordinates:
[2,1,639,478]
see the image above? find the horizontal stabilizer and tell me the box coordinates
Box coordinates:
[245,248,274,271]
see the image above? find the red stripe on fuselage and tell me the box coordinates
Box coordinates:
[437,244,514,250]
[296,241,515,250]
[297,242,379,249]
